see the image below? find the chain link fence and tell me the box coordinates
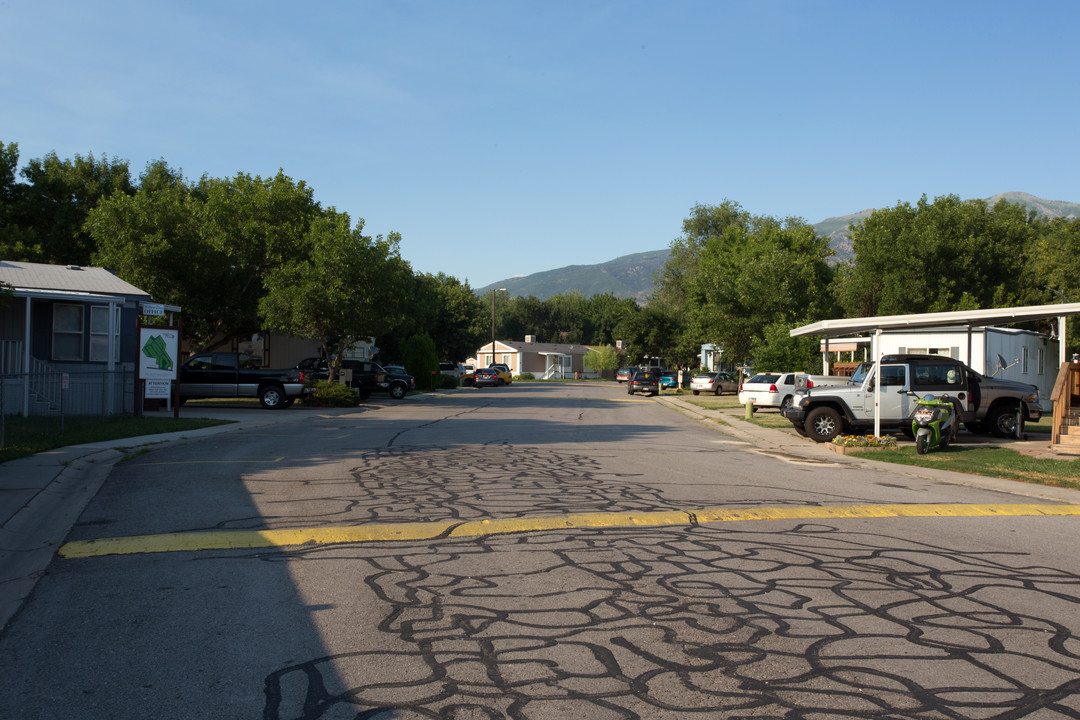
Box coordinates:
[1,369,134,449]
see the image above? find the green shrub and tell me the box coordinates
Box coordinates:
[516,372,535,380]
[436,374,459,389]
[301,381,360,407]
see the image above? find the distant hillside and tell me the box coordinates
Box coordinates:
[476,249,669,303]
[477,193,1080,302]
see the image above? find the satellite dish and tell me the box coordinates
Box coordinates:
[996,354,1008,372]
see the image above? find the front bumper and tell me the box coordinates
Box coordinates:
[780,405,806,424]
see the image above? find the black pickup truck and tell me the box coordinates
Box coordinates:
[179,352,312,409]
[294,357,415,400]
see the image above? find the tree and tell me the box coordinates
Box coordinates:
[685,216,834,364]
[748,320,822,373]
[15,150,134,264]
[832,194,1041,317]
[387,273,487,363]
[88,162,225,345]
[1031,216,1080,355]
[258,211,410,376]
[196,170,322,345]
[90,164,325,349]
[0,141,38,261]
[402,333,439,389]
[583,345,620,376]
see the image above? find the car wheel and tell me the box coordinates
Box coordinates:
[389,383,407,400]
[987,404,1019,438]
[259,385,286,409]
[713,387,721,396]
[792,424,809,437]
[692,390,700,396]
[497,378,505,386]
[628,387,634,395]
[780,395,793,411]
[804,406,842,443]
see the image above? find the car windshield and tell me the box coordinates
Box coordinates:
[748,374,779,383]
[695,372,716,379]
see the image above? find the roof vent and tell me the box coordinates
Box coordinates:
[67,265,82,270]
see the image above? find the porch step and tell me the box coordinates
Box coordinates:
[1052,433,1080,451]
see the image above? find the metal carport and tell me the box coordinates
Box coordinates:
[790,302,1080,437]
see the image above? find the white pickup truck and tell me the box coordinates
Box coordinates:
[781,354,1042,442]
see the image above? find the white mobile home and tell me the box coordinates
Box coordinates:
[879,326,1058,401]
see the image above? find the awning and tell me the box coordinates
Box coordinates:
[790,302,1080,437]
[791,303,1080,338]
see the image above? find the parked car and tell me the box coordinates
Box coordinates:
[659,369,675,389]
[488,364,513,385]
[616,367,635,383]
[627,368,661,396]
[461,364,476,387]
[473,367,500,388]
[690,371,739,396]
[439,362,463,380]
[181,352,311,409]
[738,372,798,410]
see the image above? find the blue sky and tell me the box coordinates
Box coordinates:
[3,1,1078,289]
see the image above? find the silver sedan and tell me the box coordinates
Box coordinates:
[690,371,739,396]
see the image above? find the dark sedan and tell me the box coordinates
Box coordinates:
[627,368,660,396]
[473,367,500,388]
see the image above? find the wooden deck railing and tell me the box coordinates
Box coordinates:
[1049,362,1080,446]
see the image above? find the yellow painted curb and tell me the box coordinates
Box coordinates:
[58,503,1080,559]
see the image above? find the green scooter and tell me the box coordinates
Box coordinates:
[907,391,959,454]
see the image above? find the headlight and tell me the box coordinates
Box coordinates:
[913,407,939,424]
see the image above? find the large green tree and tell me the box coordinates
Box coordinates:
[678,212,834,364]
[258,211,411,374]
[1031,216,1080,355]
[14,149,134,264]
[90,164,322,349]
[832,194,1042,317]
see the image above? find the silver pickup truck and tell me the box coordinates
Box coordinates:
[781,354,1042,442]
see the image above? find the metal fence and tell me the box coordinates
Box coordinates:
[1,369,134,448]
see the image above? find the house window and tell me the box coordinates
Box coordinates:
[500,354,512,368]
[52,304,84,361]
[1038,347,1045,376]
[90,306,120,362]
[1022,346,1029,374]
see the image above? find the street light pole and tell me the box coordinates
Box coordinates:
[491,287,506,366]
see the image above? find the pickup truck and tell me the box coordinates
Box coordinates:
[781,353,1042,442]
[295,357,415,400]
[179,352,311,409]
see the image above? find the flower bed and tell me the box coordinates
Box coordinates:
[828,435,898,454]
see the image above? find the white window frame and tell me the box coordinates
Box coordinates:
[90,305,121,362]
[1022,346,1029,374]
[52,303,84,361]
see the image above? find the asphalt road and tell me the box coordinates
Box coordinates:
[3,383,1080,719]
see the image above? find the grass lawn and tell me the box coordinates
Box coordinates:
[848,444,1080,491]
[1,415,232,464]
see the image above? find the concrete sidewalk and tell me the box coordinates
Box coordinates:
[0,405,339,632]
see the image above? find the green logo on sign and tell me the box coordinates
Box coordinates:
[142,334,174,371]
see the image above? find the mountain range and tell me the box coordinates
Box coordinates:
[476,192,1080,302]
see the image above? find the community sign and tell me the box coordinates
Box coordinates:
[139,327,179,399]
